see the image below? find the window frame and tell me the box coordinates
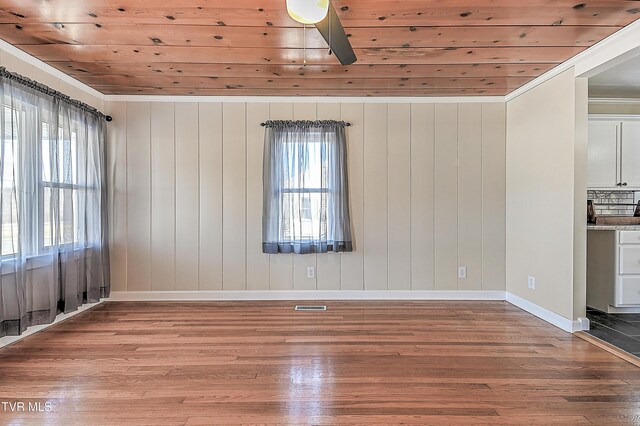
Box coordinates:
[277,131,332,243]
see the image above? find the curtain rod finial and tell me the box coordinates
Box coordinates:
[105,115,113,122]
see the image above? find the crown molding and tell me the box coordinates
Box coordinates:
[102,95,506,103]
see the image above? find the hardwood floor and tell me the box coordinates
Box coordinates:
[1,301,640,425]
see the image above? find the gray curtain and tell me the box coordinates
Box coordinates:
[0,71,110,337]
[262,120,352,254]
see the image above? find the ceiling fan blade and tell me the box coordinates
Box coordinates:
[314,2,357,66]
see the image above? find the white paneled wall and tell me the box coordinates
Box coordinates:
[150,103,176,292]
[434,104,459,291]
[246,103,270,291]
[106,101,506,293]
[458,104,483,290]
[198,103,224,290]
[363,104,388,291]
[125,102,152,292]
[410,104,436,290]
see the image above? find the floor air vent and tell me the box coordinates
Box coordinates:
[294,305,327,311]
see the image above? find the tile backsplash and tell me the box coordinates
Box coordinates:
[588,190,639,216]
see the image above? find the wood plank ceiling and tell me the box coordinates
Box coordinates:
[0,0,639,96]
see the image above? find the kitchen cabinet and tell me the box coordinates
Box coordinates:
[621,122,640,188]
[588,120,619,188]
[587,229,640,313]
[588,117,640,189]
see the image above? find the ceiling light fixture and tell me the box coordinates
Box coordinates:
[286,0,329,24]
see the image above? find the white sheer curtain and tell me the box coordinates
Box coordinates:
[262,120,352,254]
[0,69,109,337]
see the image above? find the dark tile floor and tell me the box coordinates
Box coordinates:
[586,308,640,357]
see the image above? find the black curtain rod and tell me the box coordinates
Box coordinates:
[261,120,351,127]
[0,67,112,122]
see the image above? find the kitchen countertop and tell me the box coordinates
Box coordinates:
[587,224,640,231]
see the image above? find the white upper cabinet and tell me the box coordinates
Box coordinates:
[588,117,640,189]
[588,121,619,188]
[621,121,640,188]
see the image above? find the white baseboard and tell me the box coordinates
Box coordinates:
[0,301,104,349]
[108,290,507,302]
[577,317,590,331]
[505,292,585,333]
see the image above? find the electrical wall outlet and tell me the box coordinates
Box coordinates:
[306,266,315,279]
[458,266,467,279]
[527,276,536,290]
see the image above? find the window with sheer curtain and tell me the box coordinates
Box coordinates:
[41,122,81,247]
[0,68,110,337]
[262,120,353,254]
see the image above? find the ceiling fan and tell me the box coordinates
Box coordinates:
[286,0,357,65]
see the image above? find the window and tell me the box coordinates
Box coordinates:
[281,133,327,242]
[41,123,81,247]
[262,120,353,254]
[0,106,93,257]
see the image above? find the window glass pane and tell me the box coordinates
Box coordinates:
[42,123,77,185]
[42,122,51,182]
[1,188,17,255]
[60,127,71,184]
[282,192,327,241]
[72,187,80,243]
[43,187,52,247]
[285,138,326,189]
[2,106,18,255]
[43,186,78,246]
[301,196,312,220]
[61,188,75,244]
[71,131,77,185]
